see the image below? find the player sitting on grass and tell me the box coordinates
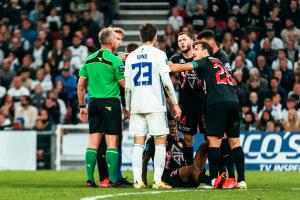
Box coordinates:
[142,118,211,189]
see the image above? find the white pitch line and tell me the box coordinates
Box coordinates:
[81,188,300,200]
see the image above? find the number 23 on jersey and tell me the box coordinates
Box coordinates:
[131,62,152,86]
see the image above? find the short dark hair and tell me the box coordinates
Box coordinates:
[197,30,215,40]
[125,42,139,53]
[193,41,213,55]
[271,76,279,82]
[139,23,157,43]
[178,32,194,40]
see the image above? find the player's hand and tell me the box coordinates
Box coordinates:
[173,104,181,120]
[123,109,131,120]
[118,53,129,61]
[79,107,88,123]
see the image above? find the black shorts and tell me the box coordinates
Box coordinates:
[88,98,122,135]
[206,101,240,138]
[178,106,206,135]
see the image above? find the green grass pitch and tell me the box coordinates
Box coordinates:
[0,171,299,200]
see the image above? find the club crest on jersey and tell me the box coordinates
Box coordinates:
[179,59,186,64]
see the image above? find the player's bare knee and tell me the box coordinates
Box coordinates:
[88,133,102,149]
[134,136,146,145]
[228,138,241,149]
[207,136,222,148]
[105,135,119,148]
[183,134,194,147]
[154,135,167,145]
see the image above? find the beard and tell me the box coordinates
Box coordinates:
[181,44,192,53]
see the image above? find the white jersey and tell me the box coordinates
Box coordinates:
[125,45,170,114]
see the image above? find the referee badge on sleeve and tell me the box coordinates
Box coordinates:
[119,65,125,72]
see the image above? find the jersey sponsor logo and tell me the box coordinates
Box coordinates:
[171,144,185,166]
[105,106,112,111]
[180,70,201,89]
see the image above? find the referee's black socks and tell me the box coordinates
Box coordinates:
[231,146,245,182]
[208,147,221,180]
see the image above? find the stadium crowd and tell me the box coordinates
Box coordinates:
[0,0,300,133]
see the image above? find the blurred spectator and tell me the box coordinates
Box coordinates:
[31,38,48,69]
[288,83,300,106]
[0,58,16,89]
[43,97,60,124]
[168,6,184,32]
[248,30,260,53]
[21,19,37,45]
[279,59,294,92]
[7,76,30,106]
[29,2,45,23]
[259,38,278,66]
[68,35,88,71]
[266,121,276,132]
[207,0,228,27]
[55,67,77,124]
[285,39,299,63]
[282,97,300,120]
[241,111,257,131]
[232,56,249,82]
[285,0,300,28]
[14,95,38,129]
[0,112,11,130]
[240,38,256,65]
[256,55,273,80]
[244,3,264,29]
[31,84,45,110]
[257,110,274,131]
[155,36,174,59]
[220,32,238,54]
[271,49,293,71]
[89,1,104,28]
[281,18,300,45]
[191,4,206,32]
[186,0,208,17]
[269,76,287,106]
[226,16,243,43]
[283,109,300,131]
[12,117,25,130]
[272,93,283,121]
[248,91,260,116]
[46,7,61,29]
[260,27,284,51]
[34,109,52,131]
[204,16,223,42]
[31,68,53,94]
[48,90,67,124]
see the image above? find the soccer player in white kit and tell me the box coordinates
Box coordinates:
[125,23,181,189]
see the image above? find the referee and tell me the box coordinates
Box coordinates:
[77,28,125,187]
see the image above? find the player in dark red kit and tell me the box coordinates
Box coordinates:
[197,30,237,188]
[169,41,247,189]
[169,32,207,166]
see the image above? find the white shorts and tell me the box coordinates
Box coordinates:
[129,112,169,137]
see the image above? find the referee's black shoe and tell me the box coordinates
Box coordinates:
[118,177,133,186]
[86,180,97,187]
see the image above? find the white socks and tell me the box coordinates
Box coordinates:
[132,144,144,183]
[154,144,166,184]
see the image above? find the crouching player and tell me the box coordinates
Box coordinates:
[142,119,211,188]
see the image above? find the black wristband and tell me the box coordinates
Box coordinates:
[78,104,86,108]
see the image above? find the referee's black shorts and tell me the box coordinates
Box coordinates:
[206,101,240,138]
[88,98,122,135]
